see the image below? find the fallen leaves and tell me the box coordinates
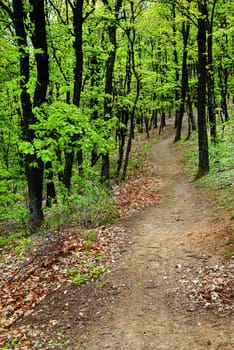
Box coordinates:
[112,165,162,218]
[185,262,234,314]
[0,225,127,348]
[169,258,234,316]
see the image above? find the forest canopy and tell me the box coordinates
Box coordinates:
[0,0,233,229]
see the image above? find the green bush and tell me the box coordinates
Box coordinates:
[45,179,118,230]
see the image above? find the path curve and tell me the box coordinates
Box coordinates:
[68,133,234,350]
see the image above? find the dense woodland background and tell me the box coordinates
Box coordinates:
[0,0,234,233]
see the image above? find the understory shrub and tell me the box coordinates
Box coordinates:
[45,179,118,230]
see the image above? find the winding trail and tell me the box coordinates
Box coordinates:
[69,133,234,350]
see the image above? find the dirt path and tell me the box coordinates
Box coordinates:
[66,133,233,350]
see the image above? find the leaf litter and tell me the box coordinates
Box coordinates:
[181,261,234,314]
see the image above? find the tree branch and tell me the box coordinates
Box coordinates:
[48,0,67,25]
[0,0,13,18]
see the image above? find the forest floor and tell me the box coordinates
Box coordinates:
[1,125,234,349]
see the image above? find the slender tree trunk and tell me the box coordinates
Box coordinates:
[217,15,229,122]
[116,110,129,177]
[187,87,196,139]
[207,0,217,143]
[196,0,209,178]
[62,0,84,189]
[218,66,229,122]
[63,152,74,190]
[73,0,84,176]
[159,111,166,135]
[171,3,180,129]
[101,21,116,182]
[116,44,132,178]
[122,110,134,181]
[122,7,141,180]
[101,0,123,182]
[144,117,150,138]
[174,21,190,142]
[90,55,100,167]
[73,1,83,109]
[45,161,57,207]
[151,108,158,129]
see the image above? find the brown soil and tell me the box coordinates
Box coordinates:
[5,129,234,349]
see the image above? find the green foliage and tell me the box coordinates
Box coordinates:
[95,253,106,261]
[44,179,118,230]
[69,269,88,286]
[0,183,28,224]
[25,102,118,190]
[0,231,29,249]
[81,230,97,250]
[90,263,107,278]
[0,177,29,248]
[15,237,32,260]
[69,261,107,286]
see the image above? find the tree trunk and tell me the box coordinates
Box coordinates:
[62,0,84,190]
[29,0,49,107]
[122,39,141,179]
[151,109,158,129]
[207,0,217,143]
[45,161,57,207]
[101,0,123,183]
[73,1,83,109]
[116,44,132,178]
[30,0,55,211]
[174,21,190,142]
[102,23,116,182]
[101,154,110,182]
[29,0,49,227]
[217,15,229,122]
[171,3,180,129]
[90,55,100,167]
[122,110,135,181]
[159,111,166,135]
[144,117,150,138]
[63,151,74,190]
[196,0,209,178]
[218,64,229,122]
[12,0,49,229]
[116,110,129,178]
[187,87,196,138]
[73,0,84,174]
